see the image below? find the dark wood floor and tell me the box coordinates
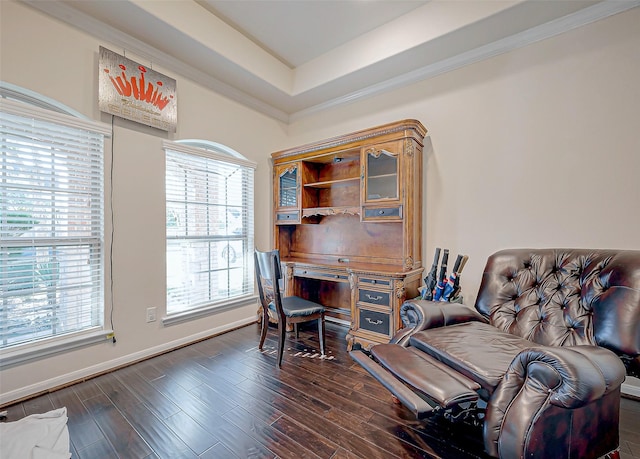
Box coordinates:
[2,322,640,458]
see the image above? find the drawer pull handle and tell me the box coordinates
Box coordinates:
[378,210,385,215]
[365,318,383,325]
[366,294,382,301]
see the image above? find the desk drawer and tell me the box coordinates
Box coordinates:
[293,268,348,282]
[276,212,300,224]
[359,277,391,287]
[358,308,391,336]
[358,289,390,306]
[362,206,402,221]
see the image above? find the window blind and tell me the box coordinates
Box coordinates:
[164,142,255,315]
[0,100,105,349]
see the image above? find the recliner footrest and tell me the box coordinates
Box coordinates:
[350,350,435,418]
[370,344,480,409]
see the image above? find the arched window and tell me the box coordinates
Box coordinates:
[163,139,256,322]
[0,83,110,357]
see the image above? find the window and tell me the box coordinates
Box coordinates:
[164,140,255,317]
[0,96,109,350]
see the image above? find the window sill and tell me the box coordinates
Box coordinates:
[162,294,258,326]
[0,329,114,369]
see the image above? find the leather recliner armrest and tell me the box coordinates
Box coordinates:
[484,345,626,458]
[391,299,488,347]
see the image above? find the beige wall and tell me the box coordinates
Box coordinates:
[286,5,640,306]
[0,1,287,404]
[1,1,639,403]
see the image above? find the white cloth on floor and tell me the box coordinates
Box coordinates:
[0,407,70,459]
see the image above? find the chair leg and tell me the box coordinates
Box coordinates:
[277,320,286,368]
[258,311,269,351]
[294,323,299,339]
[318,315,325,356]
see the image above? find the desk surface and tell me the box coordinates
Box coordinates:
[281,257,423,277]
[281,257,424,345]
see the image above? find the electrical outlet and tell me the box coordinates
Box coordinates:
[146,307,157,323]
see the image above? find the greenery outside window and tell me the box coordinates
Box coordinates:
[0,95,109,352]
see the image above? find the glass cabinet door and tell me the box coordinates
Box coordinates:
[277,163,299,209]
[363,146,399,202]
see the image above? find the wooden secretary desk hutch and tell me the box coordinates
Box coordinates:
[271,119,427,350]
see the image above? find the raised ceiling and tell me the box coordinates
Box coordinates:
[21,0,640,122]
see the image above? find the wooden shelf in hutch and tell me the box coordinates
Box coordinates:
[303,177,360,189]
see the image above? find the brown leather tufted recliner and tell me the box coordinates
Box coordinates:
[351,249,640,459]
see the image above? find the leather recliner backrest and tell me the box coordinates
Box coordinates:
[475,249,640,358]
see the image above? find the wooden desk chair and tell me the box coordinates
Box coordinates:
[255,249,326,367]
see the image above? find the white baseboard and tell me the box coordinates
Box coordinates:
[326,316,350,326]
[622,376,640,399]
[0,315,258,406]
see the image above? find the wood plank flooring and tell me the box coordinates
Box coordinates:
[2,322,640,458]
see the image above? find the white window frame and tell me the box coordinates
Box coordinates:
[163,140,257,325]
[0,93,112,368]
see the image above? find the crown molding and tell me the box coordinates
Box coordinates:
[20,0,640,124]
[289,0,640,121]
[20,0,291,123]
